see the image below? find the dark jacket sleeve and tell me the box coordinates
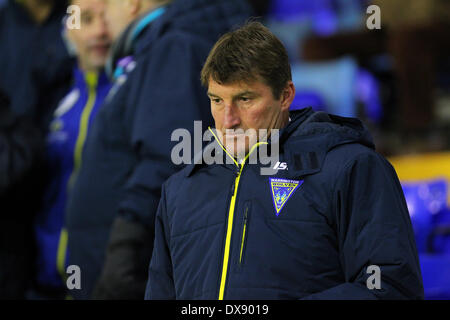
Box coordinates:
[302,152,424,300]
[0,96,44,196]
[145,183,176,300]
[92,33,213,299]
[91,216,155,300]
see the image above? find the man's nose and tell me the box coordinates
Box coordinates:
[223,103,241,129]
[93,16,109,39]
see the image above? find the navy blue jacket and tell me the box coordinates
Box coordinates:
[65,0,252,299]
[35,69,111,290]
[0,0,71,123]
[147,108,424,300]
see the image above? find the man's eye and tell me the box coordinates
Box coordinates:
[81,14,93,24]
[240,97,251,102]
[211,98,221,104]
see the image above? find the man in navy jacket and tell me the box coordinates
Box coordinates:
[64,0,252,299]
[146,22,424,300]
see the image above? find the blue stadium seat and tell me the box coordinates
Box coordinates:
[291,90,327,112]
[401,179,449,253]
[355,69,383,123]
[419,254,450,300]
[430,207,450,255]
[266,1,337,63]
[402,179,450,299]
[291,57,358,117]
[268,0,326,23]
[267,0,365,33]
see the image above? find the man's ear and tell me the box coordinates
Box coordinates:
[280,81,296,112]
[63,27,78,56]
[126,0,141,16]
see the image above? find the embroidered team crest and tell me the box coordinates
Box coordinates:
[270,178,303,216]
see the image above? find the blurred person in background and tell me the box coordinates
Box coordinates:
[0,0,72,129]
[0,0,69,299]
[0,88,44,299]
[63,0,252,300]
[28,0,112,300]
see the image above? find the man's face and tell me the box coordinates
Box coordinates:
[68,0,111,71]
[104,0,135,41]
[208,77,295,159]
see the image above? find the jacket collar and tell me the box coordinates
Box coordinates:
[279,108,375,178]
[73,68,110,92]
[105,5,168,80]
[185,108,375,179]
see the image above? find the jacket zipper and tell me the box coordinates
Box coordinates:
[68,72,98,188]
[218,165,243,300]
[208,127,267,300]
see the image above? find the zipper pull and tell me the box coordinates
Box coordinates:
[231,166,241,194]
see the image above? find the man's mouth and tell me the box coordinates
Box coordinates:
[223,128,247,137]
[90,44,111,55]
[224,132,244,138]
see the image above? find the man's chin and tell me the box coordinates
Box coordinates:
[226,148,248,161]
[86,58,108,72]
[221,141,249,161]
[219,132,259,161]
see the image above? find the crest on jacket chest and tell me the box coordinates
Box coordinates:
[270,178,304,216]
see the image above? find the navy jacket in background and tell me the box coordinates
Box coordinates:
[65,0,252,299]
[0,0,71,126]
[147,108,424,300]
